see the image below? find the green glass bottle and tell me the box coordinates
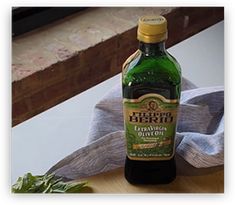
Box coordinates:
[122,16,181,184]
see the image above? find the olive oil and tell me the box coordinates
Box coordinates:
[122,16,181,184]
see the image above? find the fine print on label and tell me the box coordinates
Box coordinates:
[123,93,179,161]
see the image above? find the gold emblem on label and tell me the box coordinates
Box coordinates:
[147,100,158,111]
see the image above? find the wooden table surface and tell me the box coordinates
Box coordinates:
[80,155,224,193]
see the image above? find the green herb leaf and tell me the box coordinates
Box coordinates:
[12,173,88,193]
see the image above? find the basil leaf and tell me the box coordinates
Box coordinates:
[12,173,88,193]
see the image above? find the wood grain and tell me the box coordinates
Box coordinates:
[79,156,224,193]
[82,168,223,193]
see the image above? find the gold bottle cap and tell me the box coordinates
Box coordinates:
[137,15,168,43]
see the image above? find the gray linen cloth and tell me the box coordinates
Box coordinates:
[48,77,224,180]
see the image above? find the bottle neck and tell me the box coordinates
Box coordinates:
[139,41,166,56]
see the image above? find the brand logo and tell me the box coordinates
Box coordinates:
[129,111,174,123]
[127,99,175,124]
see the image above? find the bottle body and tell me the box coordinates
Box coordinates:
[122,42,181,184]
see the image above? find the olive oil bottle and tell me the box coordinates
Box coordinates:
[122,16,181,184]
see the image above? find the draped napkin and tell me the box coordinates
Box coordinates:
[47,77,224,180]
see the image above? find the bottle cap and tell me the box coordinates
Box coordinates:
[137,15,167,43]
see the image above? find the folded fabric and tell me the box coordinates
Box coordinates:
[48,77,224,180]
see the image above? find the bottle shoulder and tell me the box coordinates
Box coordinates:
[165,51,181,72]
[122,50,181,86]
